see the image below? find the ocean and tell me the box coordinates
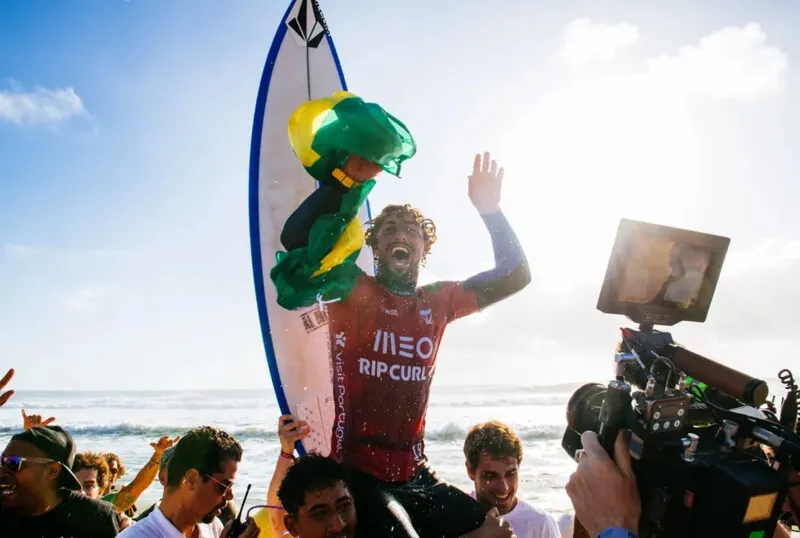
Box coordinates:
[0,386,577,518]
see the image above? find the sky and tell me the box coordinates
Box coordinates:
[1,0,799,395]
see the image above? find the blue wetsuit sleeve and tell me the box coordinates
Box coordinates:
[462,210,531,309]
[280,182,349,251]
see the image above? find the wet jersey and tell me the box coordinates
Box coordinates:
[327,273,479,482]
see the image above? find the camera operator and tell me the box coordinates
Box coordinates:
[566,430,797,538]
[566,430,639,538]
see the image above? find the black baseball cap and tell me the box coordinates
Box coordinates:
[10,426,82,490]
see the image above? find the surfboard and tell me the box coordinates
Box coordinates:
[249,0,373,456]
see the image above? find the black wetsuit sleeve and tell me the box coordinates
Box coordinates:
[280,182,350,251]
[463,210,531,309]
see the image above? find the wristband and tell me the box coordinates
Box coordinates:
[280,450,296,461]
[331,168,359,189]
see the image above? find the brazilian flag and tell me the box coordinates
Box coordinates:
[270,92,416,310]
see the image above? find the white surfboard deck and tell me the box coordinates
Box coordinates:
[249,0,373,456]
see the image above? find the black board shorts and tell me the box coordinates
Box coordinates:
[348,463,486,538]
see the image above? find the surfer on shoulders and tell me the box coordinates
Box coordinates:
[273,94,530,538]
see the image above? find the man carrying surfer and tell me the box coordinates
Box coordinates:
[273,94,530,538]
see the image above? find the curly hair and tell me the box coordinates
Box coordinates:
[364,204,437,263]
[463,420,523,471]
[73,451,112,492]
[103,452,126,480]
[278,453,351,516]
[166,426,243,488]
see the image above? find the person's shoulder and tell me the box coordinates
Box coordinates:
[59,490,123,536]
[62,489,117,516]
[349,270,378,293]
[511,498,556,523]
[118,515,157,537]
[418,280,461,295]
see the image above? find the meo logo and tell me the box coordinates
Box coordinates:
[373,329,434,360]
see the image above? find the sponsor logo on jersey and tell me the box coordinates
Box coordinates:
[333,333,347,456]
[412,441,424,462]
[372,329,434,359]
[357,358,428,381]
[419,308,433,325]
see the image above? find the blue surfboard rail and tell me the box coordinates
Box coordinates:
[248,0,372,456]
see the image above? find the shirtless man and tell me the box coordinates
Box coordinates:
[278,151,530,538]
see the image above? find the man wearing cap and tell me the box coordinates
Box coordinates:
[0,425,123,537]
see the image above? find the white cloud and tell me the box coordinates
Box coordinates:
[63,288,114,313]
[721,238,800,277]
[645,22,789,99]
[0,82,86,125]
[3,243,36,259]
[563,18,639,67]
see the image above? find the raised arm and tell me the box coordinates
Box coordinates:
[112,435,178,513]
[272,157,383,310]
[267,415,310,537]
[462,153,531,309]
[280,156,382,251]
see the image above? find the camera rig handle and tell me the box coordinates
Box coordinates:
[570,381,633,538]
[599,379,633,455]
[668,345,769,407]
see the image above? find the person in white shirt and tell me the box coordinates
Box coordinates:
[118,426,259,538]
[463,421,561,538]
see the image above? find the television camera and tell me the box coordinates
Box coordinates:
[562,219,800,538]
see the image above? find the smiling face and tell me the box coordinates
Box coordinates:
[366,205,435,289]
[467,453,519,515]
[285,481,356,538]
[0,441,60,514]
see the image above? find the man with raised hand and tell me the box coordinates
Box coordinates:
[277,139,529,538]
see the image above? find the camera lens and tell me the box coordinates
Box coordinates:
[566,383,607,434]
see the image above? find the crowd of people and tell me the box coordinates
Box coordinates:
[0,365,638,538]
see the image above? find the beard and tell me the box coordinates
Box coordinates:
[201,501,226,524]
[376,255,421,288]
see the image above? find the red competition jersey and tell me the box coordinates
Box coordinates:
[325,273,479,482]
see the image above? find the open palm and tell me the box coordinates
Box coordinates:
[468,152,503,215]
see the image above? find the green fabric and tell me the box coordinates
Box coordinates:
[102,492,117,503]
[271,180,375,310]
[305,97,416,184]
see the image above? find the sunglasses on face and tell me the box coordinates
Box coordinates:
[204,474,234,496]
[1,455,55,473]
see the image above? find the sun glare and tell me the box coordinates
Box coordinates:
[499,75,703,289]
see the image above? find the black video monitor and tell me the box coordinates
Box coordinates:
[597,219,730,326]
